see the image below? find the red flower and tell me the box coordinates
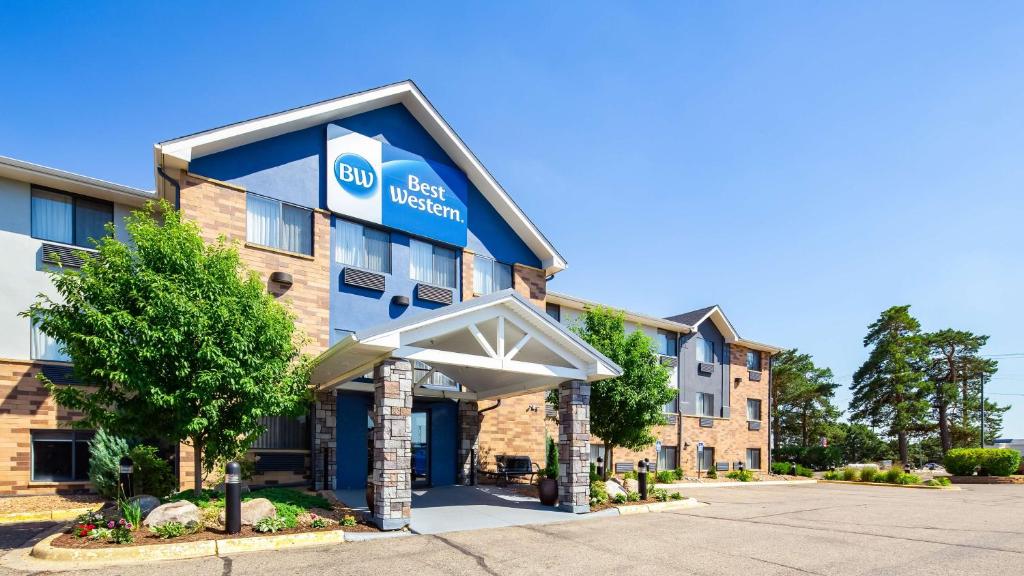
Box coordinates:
[76,523,96,537]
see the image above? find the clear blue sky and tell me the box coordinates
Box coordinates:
[2,2,1021,437]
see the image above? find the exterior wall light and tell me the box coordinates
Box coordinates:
[392,295,410,307]
[270,271,293,286]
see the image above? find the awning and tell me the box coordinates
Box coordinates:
[310,289,622,400]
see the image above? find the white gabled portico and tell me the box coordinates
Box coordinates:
[310,289,621,528]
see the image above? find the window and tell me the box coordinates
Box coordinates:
[657,446,678,471]
[746,448,762,470]
[698,446,715,471]
[746,350,761,371]
[31,321,69,362]
[546,303,561,322]
[246,193,313,255]
[663,390,678,413]
[697,338,714,363]
[655,330,678,357]
[251,416,310,450]
[413,360,459,391]
[31,187,113,248]
[747,398,762,422]
[31,430,92,482]
[696,392,715,417]
[410,239,456,288]
[590,444,605,465]
[473,255,512,295]
[335,219,390,273]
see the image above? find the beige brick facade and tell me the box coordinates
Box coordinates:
[512,264,546,306]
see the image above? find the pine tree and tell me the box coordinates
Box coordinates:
[770,349,840,448]
[851,305,932,465]
[922,329,993,455]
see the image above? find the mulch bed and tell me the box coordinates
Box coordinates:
[590,497,681,512]
[52,524,345,549]
[0,494,104,515]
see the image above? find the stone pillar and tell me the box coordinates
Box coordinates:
[558,380,590,513]
[312,389,337,491]
[372,358,413,530]
[458,400,480,485]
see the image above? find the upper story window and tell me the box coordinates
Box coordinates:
[746,350,761,371]
[696,392,715,417]
[31,321,69,362]
[246,193,313,256]
[545,303,561,322]
[473,255,512,295]
[747,398,762,422]
[663,390,678,413]
[335,219,390,273]
[697,338,715,363]
[410,238,456,288]
[31,187,113,248]
[656,330,678,357]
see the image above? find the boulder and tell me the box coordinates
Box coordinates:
[623,478,639,493]
[605,480,627,498]
[144,500,201,527]
[129,495,162,517]
[218,497,277,526]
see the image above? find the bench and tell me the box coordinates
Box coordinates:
[479,455,541,486]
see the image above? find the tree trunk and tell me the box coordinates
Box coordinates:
[193,439,203,497]
[801,402,808,447]
[937,396,951,455]
[897,431,909,466]
[603,445,614,481]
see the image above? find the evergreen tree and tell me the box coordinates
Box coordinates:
[922,329,993,455]
[851,305,932,465]
[770,349,840,448]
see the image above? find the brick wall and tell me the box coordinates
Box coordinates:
[680,346,770,474]
[461,250,475,301]
[0,360,88,495]
[512,264,546,306]
[477,393,548,470]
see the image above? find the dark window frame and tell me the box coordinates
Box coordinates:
[746,350,761,371]
[30,185,114,249]
[545,303,561,322]
[30,429,93,482]
[245,192,314,256]
[698,337,715,364]
[746,448,762,470]
[696,391,715,417]
[698,446,716,471]
[747,398,762,422]
[657,329,678,357]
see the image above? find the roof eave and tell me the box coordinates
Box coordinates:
[0,155,155,205]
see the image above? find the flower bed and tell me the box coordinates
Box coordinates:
[53,487,376,549]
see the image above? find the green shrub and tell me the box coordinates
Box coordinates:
[794,465,813,478]
[119,498,142,529]
[88,430,131,499]
[925,477,951,487]
[726,470,755,482]
[129,444,176,498]
[656,470,676,484]
[253,516,288,533]
[771,461,791,475]
[706,463,718,479]
[341,515,357,527]
[110,526,134,544]
[822,470,840,480]
[942,447,1019,477]
[673,468,684,480]
[612,493,627,504]
[859,466,879,482]
[544,436,559,480]
[897,473,921,485]
[626,491,641,502]
[650,488,669,502]
[884,468,903,484]
[590,462,600,483]
[590,479,609,505]
[622,470,638,480]
[981,449,1022,477]
[150,521,198,539]
[841,468,859,481]
[669,491,683,500]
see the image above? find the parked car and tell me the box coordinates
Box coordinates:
[923,462,944,471]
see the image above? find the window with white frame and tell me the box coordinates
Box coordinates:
[747,398,762,422]
[246,193,313,255]
[31,429,93,482]
[473,255,512,295]
[697,338,714,363]
[663,390,679,413]
[31,187,112,248]
[31,321,69,362]
[696,392,715,417]
[335,219,390,273]
[410,238,456,288]
[746,350,761,371]
[746,448,762,470]
[657,446,678,471]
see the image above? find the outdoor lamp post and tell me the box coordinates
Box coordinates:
[738,461,745,473]
[596,456,604,479]
[637,459,648,500]
[118,456,134,499]
[225,461,242,535]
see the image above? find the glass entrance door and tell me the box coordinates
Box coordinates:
[411,410,430,487]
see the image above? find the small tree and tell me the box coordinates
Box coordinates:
[544,435,559,480]
[570,306,673,479]
[24,201,312,496]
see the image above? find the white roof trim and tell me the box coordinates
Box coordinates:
[690,306,782,354]
[154,80,567,274]
[0,155,154,205]
[546,291,692,334]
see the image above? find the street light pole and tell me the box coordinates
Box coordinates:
[980,374,986,448]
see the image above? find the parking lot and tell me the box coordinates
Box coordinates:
[2,483,1022,575]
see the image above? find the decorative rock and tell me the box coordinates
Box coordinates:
[143,500,201,527]
[129,495,161,517]
[218,498,277,526]
[623,478,639,493]
[605,480,627,498]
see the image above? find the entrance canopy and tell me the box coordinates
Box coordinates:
[311,290,621,400]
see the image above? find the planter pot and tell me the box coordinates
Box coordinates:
[538,478,558,506]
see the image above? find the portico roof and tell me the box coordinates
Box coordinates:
[310,290,622,401]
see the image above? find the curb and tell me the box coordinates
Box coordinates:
[0,506,101,525]
[654,479,817,490]
[816,480,961,490]
[607,497,705,516]
[30,528,348,564]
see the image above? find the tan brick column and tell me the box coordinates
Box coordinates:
[558,380,590,513]
[458,400,480,485]
[372,358,413,530]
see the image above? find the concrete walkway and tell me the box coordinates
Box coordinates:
[336,485,604,535]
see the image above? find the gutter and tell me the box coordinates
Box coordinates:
[157,166,180,210]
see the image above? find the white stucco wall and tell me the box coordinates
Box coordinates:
[0,176,133,361]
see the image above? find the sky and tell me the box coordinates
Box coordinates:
[1,1,1021,437]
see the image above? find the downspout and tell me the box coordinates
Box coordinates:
[478,399,501,416]
[157,166,181,210]
[767,353,774,472]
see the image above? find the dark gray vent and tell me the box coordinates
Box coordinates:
[343,267,385,291]
[665,414,678,425]
[748,370,762,382]
[748,420,761,431]
[699,417,714,428]
[716,461,730,471]
[698,362,715,375]
[253,452,307,473]
[42,243,92,268]
[40,364,79,385]
[659,355,679,368]
[614,462,635,473]
[417,283,453,305]
[545,404,556,419]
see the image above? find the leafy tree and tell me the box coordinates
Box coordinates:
[24,201,312,495]
[770,349,841,447]
[922,329,992,455]
[851,305,932,465]
[570,306,674,479]
[832,422,893,464]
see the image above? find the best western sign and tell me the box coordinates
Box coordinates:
[327,125,469,247]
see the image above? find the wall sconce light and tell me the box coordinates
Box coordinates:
[391,295,410,307]
[269,271,293,287]
[528,404,539,412]
[734,377,742,387]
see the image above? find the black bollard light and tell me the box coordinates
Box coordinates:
[596,457,604,479]
[637,459,648,500]
[118,456,134,499]
[225,461,242,535]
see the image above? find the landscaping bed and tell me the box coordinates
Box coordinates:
[950,475,1024,485]
[820,466,953,487]
[54,487,377,549]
